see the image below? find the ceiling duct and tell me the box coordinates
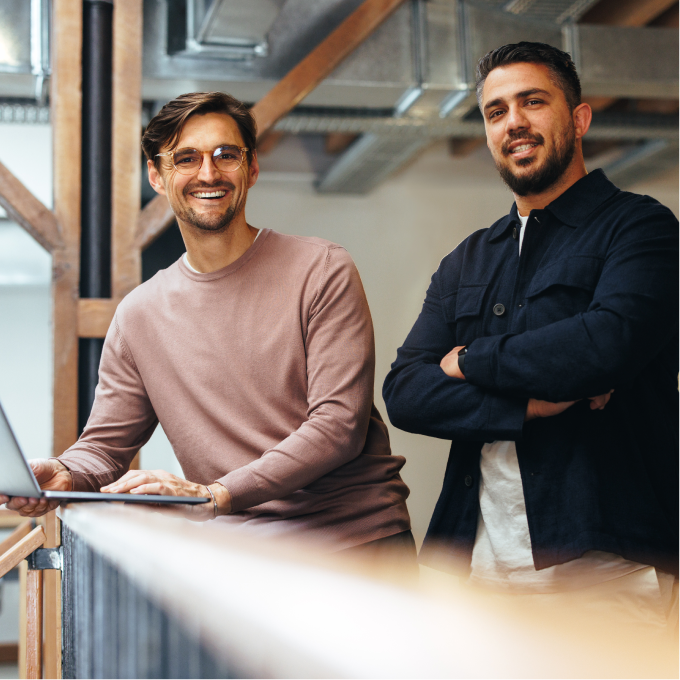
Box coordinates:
[169,0,285,60]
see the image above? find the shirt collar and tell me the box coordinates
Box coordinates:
[487,169,619,242]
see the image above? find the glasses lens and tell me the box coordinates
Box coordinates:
[212,145,243,172]
[173,149,202,174]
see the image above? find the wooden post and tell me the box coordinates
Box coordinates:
[112,0,143,301]
[48,0,83,676]
[25,571,43,680]
[18,561,27,679]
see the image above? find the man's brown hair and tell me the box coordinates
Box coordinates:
[141,91,257,169]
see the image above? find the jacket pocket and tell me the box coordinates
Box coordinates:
[526,256,603,326]
[527,256,603,298]
[442,284,488,343]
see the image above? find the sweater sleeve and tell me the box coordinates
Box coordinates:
[58,314,159,491]
[217,247,376,512]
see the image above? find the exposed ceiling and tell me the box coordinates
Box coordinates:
[0,0,677,193]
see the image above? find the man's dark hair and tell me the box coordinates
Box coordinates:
[476,42,582,112]
[141,91,257,169]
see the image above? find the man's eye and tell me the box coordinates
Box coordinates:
[526,99,542,106]
[176,154,199,164]
[488,109,503,120]
[218,152,239,161]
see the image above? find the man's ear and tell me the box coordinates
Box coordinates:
[147,159,166,196]
[573,102,592,141]
[247,150,260,189]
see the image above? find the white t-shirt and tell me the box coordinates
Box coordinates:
[468,214,645,593]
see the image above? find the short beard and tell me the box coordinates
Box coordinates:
[175,181,245,233]
[496,125,576,197]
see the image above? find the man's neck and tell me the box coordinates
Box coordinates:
[180,216,258,273]
[514,159,588,215]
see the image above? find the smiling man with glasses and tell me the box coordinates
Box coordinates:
[4,92,414,574]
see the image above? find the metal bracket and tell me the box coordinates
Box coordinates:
[27,547,63,571]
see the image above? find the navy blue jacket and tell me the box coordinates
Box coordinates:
[383,170,679,576]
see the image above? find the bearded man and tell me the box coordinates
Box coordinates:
[384,42,678,622]
[4,92,415,571]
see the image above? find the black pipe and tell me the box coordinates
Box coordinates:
[79,0,113,434]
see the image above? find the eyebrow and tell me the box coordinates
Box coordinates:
[483,88,552,113]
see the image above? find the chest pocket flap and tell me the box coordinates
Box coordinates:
[442,284,488,323]
[527,256,603,298]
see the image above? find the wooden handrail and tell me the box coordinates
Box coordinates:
[0,526,46,579]
[0,520,33,557]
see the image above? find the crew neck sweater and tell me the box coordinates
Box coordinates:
[59,229,411,549]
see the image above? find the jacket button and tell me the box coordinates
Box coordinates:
[493,303,505,316]
[464,475,473,487]
[512,226,518,239]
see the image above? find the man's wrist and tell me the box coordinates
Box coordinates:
[54,459,74,490]
[208,482,232,516]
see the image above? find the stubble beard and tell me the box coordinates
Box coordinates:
[495,123,576,197]
[174,182,246,234]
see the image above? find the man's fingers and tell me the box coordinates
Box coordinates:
[129,483,165,496]
[102,471,150,493]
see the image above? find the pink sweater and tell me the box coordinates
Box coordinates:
[60,229,411,549]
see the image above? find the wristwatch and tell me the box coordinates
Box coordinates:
[457,346,468,375]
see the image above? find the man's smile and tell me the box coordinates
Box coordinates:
[190,190,227,199]
[504,138,542,159]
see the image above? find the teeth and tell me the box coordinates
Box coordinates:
[511,144,537,154]
[192,191,226,198]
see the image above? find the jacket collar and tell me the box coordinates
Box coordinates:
[487,169,619,242]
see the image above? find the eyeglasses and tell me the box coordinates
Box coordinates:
[156,145,249,175]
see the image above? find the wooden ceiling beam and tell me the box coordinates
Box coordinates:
[137,0,406,242]
[650,3,679,26]
[581,0,677,27]
[251,0,406,138]
[0,161,63,252]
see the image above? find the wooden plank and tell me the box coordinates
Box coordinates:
[41,513,61,679]
[49,2,82,677]
[581,0,677,26]
[0,643,18,663]
[25,570,43,679]
[78,298,119,338]
[135,194,176,250]
[257,130,285,155]
[0,528,46,579]
[251,0,406,137]
[0,161,62,253]
[51,0,81,458]
[112,0,143,299]
[18,561,27,679]
[0,521,33,557]
[650,3,679,26]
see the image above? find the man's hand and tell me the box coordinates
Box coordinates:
[101,470,232,521]
[440,346,466,380]
[0,459,73,517]
[525,390,614,421]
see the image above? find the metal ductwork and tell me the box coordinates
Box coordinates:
[0,0,677,193]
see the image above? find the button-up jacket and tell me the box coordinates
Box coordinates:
[383,170,679,575]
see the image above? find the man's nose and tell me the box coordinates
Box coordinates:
[506,105,529,131]
[196,152,221,182]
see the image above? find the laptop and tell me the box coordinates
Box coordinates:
[0,402,207,506]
